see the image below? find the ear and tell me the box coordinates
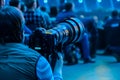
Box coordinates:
[18,30,24,43]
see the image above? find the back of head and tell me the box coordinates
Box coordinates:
[111,10,119,18]
[40,6,46,12]
[50,6,58,17]
[20,2,27,12]
[0,6,25,43]
[64,2,73,11]
[24,0,36,9]
[9,0,21,8]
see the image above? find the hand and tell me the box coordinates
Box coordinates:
[53,52,63,76]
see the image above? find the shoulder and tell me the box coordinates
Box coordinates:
[36,56,54,80]
[10,43,41,56]
[34,9,44,16]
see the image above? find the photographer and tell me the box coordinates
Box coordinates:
[0,6,63,80]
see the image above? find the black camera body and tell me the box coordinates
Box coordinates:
[29,28,56,59]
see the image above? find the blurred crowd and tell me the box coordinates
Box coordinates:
[0,0,120,79]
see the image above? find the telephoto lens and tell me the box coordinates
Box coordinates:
[46,18,85,46]
[28,18,85,59]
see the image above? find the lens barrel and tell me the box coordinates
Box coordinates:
[46,18,85,45]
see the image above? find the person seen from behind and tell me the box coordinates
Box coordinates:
[0,6,63,80]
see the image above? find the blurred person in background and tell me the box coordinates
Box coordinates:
[56,2,76,23]
[49,6,58,28]
[81,17,98,60]
[0,0,5,9]
[56,2,95,64]
[24,0,47,31]
[103,10,120,62]
[40,6,52,29]
[9,0,21,9]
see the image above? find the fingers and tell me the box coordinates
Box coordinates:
[57,52,63,60]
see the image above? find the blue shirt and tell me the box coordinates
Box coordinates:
[56,10,76,23]
[36,56,63,80]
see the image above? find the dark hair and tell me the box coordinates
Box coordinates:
[24,0,36,9]
[9,0,21,7]
[49,6,58,17]
[64,2,73,11]
[20,2,26,12]
[0,6,25,43]
[40,6,46,12]
[111,10,119,18]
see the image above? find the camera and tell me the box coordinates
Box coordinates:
[28,18,85,69]
[29,18,84,56]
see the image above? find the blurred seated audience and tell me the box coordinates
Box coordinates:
[56,2,76,23]
[49,6,58,28]
[40,6,52,29]
[56,2,95,64]
[24,0,47,31]
[80,17,98,59]
[103,10,120,62]
[0,6,63,80]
